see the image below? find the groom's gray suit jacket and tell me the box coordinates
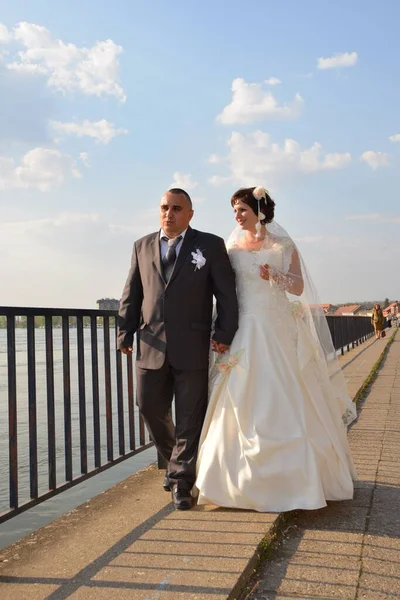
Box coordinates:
[117,226,239,370]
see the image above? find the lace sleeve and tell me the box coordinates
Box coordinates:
[282,240,295,274]
[268,241,304,296]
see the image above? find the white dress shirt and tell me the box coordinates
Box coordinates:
[159,228,188,260]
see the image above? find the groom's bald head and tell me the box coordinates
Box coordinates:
[166,188,193,208]
[160,189,194,238]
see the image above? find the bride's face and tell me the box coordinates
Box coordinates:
[233,199,258,231]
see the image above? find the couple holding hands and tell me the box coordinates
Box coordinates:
[118,186,357,512]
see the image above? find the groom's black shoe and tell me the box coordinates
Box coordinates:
[171,482,194,510]
[163,470,171,492]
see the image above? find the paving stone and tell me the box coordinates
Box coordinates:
[0,325,398,600]
[367,509,400,537]
[0,584,60,600]
[249,335,400,600]
[328,486,372,508]
[358,570,400,599]
[295,506,369,533]
[68,588,229,600]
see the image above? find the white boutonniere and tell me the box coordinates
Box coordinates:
[191,248,206,271]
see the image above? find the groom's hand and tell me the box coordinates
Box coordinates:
[120,346,133,355]
[212,340,230,354]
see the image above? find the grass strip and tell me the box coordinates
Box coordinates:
[353,328,397,407]
[229,510,296,600]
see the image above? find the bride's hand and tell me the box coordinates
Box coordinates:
[260,264,270,280]
[260,264,288,288]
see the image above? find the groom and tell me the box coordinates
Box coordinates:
[117,188,238,509]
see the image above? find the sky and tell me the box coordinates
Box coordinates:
[0,0,399,308]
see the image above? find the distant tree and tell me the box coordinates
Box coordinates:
[53,316,62,328]
[383,297,390,309]
[34,316,45,328]
[16,316,27,328]
[0,315,6,329]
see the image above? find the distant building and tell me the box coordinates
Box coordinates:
[383,301,399,318]
[96,298,120,311]
[334,304,362,317]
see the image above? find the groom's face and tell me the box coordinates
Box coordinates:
[160,192,194,238]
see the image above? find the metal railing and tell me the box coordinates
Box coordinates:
[326,315,375,355]
[0,306,152,524]
[0,308,380,524]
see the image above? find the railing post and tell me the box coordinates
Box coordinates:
[0,305,156,525]
[7,314,18,510]
[45,315,56,491]
[157,451,168,469]
[27,315,38,500]
[62,316,73,483]
[77,315,88,475]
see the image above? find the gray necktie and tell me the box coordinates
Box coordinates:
[162,235,182,281]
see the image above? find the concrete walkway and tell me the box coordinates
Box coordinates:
[0,330,397,600]
[248,330,400,599]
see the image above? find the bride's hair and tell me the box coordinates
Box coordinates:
[231,187,275,224]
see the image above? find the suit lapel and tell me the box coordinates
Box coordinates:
[151,232,166,284]
[168,227,197,286]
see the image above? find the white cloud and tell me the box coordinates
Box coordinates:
[0,23,10,43]
[0,49,9,63]
[265,77,281,86]
[0,147,81,191]
[208,175,231,186]
[169,172,199,191]
[389,133,400,143]
[208,131,351,187]
[217,78,304,125]
[79,152,90,167]
[0,212,134,307]
[0,212,100,236]
[360,151,391,170]
[317,52,358,70]
[6,22,126,101]
[50,119,128,144]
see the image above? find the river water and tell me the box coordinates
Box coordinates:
[0,328,156,549]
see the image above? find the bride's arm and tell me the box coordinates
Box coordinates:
[280,248,304,296]
[260,248,304,296]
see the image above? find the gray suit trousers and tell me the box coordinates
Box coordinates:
[136,357,208,487]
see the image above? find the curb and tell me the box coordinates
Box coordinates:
[228,511,295,600]
[231,328,398,600]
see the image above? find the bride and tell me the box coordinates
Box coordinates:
[194,186,357,512]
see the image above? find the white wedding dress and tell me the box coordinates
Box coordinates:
[195,238,357,512]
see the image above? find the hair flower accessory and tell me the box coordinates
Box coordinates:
[191,248,206,270]
[253,186,266,201]
[253,186,267,238]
